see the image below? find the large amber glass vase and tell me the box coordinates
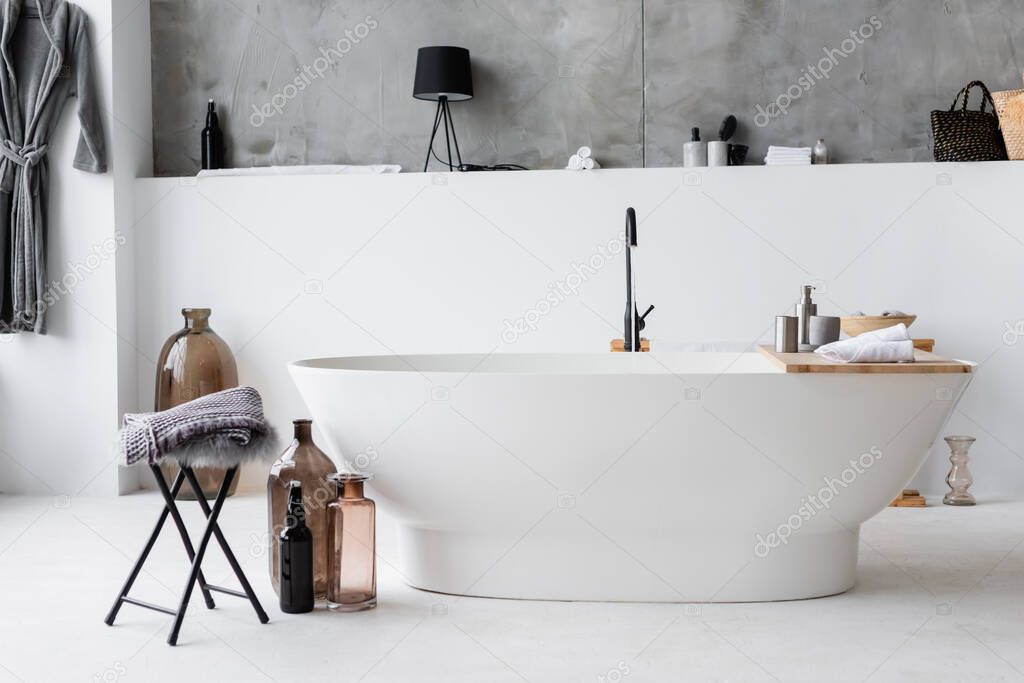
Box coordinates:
[267,420,337,599]
[327,473,377,611]
[155,308,240,500]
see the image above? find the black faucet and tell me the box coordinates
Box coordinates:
[623,207,654,352]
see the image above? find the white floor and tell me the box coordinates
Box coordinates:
[1,493,1023,683]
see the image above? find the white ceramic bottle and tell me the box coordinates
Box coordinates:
[683,128,707,167]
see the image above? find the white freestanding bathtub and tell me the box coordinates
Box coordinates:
[289,352,971,602]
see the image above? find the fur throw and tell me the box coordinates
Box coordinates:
[121,387,278,467]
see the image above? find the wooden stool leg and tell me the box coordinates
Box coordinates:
[150,465,216,609]
[105,468,188,626]
[182,467,270,624]
[166,467,236,646]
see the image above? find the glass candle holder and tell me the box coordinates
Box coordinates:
[944,435,976,506]
[326,472,377,611]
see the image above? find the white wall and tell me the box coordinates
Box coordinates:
[132,163,1024,498]
[0,0,151,496]
[110,0,153,494]
[0,0,115,496]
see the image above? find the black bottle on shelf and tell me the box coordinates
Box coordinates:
[201,99,224,170]
[279,481,314,614]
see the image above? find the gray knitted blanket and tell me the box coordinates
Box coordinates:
[121,387,277,467]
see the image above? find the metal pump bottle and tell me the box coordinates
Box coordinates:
[796,284,817,348]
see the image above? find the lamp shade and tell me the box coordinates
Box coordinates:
[413,46,473,101]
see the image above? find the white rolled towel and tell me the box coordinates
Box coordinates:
[814,323,914,363]
[577,145,592,160]
[863,323,910,342]
[581,157,600,170]
[566,154,583,170]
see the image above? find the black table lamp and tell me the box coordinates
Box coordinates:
[414,46,473,172]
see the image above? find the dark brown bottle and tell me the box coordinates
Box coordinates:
[201,100,224,170]
[279,482,314,614]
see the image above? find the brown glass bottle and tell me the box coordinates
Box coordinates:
[327,473,377,611]
[267,420,337,599]
[155,308,239,499]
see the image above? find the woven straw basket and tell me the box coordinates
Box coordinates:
[993,74,1024,160]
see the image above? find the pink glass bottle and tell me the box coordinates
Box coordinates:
[326,473,377,611]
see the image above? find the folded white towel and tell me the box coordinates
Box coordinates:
[765,146,812,166]
[577,145,592,160]
[581,157,600,170]
[197,164,401,177]
[566,154,583,170]
[814,323,914,363]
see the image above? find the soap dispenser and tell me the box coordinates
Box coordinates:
[795,284,817,350]
[683,128,707,167]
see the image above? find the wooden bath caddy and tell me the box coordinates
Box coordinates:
[757,346,971,374]
[610,338,650,352]
[890,489,927,507]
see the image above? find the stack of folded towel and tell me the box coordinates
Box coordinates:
[566,145,601,170]
[764,146,812,166]
[814,323,914,364]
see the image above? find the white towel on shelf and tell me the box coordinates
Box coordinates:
[765,146,812,166]
[577,145,592,160]
[814,323,914,363]
[197,164,401,177]
[566,154,583,170]
[766,146,812,156]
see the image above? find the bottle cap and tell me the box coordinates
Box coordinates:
[690,127,700,142]
[287,481,303,511]
[328,472,374,484]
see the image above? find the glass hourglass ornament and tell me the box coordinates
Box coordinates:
[943,435,976,506]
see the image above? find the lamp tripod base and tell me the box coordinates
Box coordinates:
[424,96,463,172]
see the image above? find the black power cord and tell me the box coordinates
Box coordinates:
[425,117,528,171]
[457,163,528,172]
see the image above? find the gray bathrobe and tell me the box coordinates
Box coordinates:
[0,0,105,334]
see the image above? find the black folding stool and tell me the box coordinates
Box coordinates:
[104,462,269,645]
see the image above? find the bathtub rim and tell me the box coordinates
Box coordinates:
[290,353,976,376]
[288,351,789,376]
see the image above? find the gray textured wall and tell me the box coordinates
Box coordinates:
[150,0,1024,175]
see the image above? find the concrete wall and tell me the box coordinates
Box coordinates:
[149,0,1024,175]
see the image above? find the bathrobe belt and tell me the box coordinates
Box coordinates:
[0,141,48,168]
[0,140,48,329]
